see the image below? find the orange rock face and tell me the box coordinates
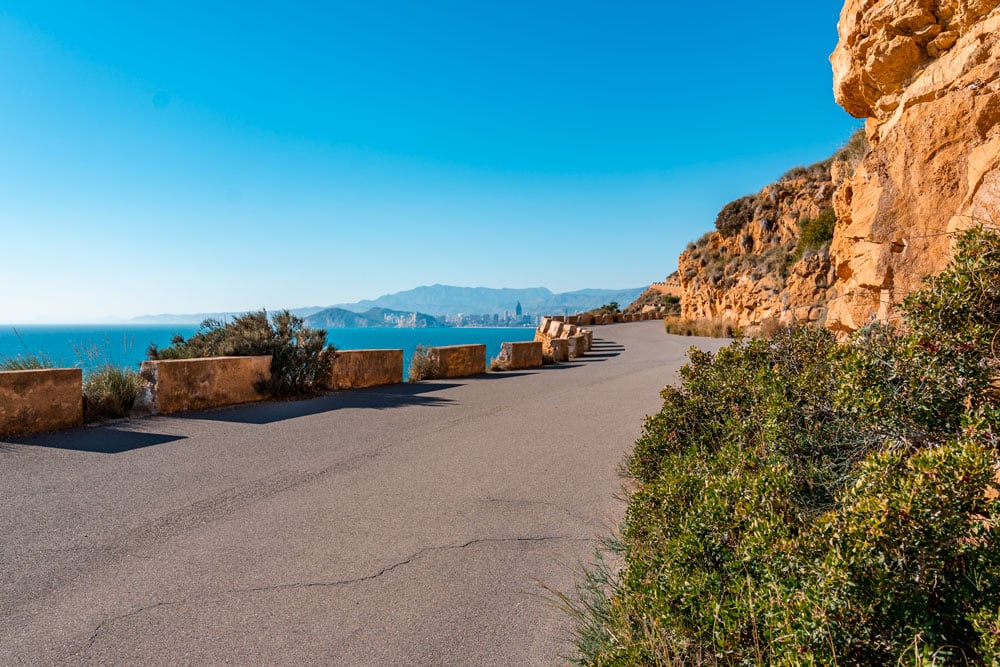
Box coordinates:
[828,0,1000,332]
[676,164,838,330]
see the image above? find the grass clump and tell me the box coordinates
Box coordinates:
[83,364,144,422]
[574,227,1000,665]
[0,354,55,371]
[148,310,333,396]
[408,345,437,381]
[663,316,738,338]
[1,328,56,370]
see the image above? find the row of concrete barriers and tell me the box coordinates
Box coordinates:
[0,341,553,438]
[0,310,664,438]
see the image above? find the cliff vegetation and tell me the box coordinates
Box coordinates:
[572,227,1000,665]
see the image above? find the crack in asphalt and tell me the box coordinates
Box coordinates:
[78,534,593,653]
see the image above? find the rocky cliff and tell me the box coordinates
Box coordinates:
[828,0,1000,332]
[674,153,852,330]
[666,1,1000,333]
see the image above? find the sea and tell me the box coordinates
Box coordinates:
[0,325,537,378]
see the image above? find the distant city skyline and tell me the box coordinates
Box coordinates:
[0,2,859,323]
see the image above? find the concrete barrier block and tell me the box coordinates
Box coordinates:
[547,320,564,337]
[428,344,486,378]
[497,341,543,370]
[568,335,587,358]
[330,349,403,389]
[0,369,82,437]
[551,316,565,323]
[548,338,569,363]
[139,356,271,415]
[566,315,579,325]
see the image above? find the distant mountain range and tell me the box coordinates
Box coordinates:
[303,307,445,329]
[327,284,645,317]
[128,284,645,325]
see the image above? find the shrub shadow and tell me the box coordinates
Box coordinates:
[183,381,463,425]
[4,427,186,454]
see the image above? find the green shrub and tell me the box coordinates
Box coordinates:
[574,227,1000,665]
[793,207,837,261]
[408,345,437,381]
[148,310,333,396]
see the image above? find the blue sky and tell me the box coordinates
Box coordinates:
[0,2,859,323]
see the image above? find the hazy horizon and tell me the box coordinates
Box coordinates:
[0,282,646,325]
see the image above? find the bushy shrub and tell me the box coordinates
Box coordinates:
[148,310,333,396]
[714,196,755,238]
[575,228,1000,665]
[408,345,437,381]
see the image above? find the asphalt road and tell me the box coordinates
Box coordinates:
[0,322,726,666]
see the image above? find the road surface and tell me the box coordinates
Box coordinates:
[1,322,726,665]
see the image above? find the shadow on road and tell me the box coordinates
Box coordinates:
[4,427,186,454]
[185,381,464,425]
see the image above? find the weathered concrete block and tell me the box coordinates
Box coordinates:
[580,329,593,350]
[548,338,569,363]
[330,349,403,389]
[566,315,579,325]
[428,344,486,378]
[497,341,543,370]
[568,335,587,358]
[139,356,271,415]
[546,320,564,337]
[538,317,552,333]
[578,314,594,326]
[562,324,578,338]
[0,369,82,437]
[613,314,624,323]
[551,316,565,322]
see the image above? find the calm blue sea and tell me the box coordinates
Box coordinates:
[0,325,535,377]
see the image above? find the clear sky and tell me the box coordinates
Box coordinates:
[0,1,859,323]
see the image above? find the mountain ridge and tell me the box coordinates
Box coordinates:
[128,285,645,324]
